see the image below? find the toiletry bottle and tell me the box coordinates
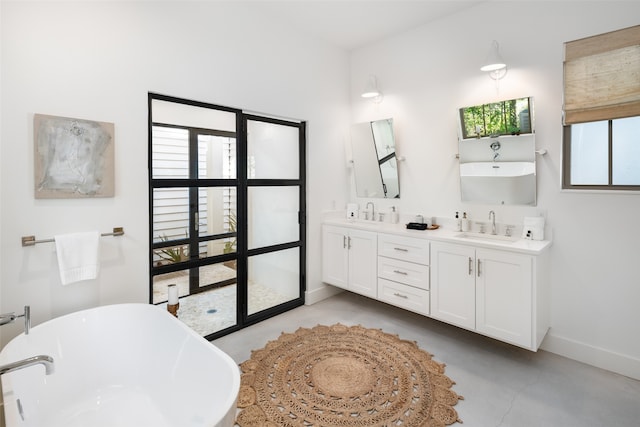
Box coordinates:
[455,212,462,231]
[391,206,399,224]
[461,212,470,232]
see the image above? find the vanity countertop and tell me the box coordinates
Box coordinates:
[323,217,552,255]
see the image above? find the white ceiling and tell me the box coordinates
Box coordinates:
[249,1,483,50]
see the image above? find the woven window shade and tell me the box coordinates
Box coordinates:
[563,25,640,125]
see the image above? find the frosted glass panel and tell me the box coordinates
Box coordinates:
[248,248,299,315]
[248,186,299,250]
[613,116,640,185]
[570,121,608,185]
[247,120,299,179]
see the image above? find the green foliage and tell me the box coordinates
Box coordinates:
[461,97,531,139]
[157,233,189,263]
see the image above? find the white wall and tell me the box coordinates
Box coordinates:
[0,1,350,344]
[350,1,640,379]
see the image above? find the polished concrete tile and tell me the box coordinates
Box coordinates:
[214,291,640,427]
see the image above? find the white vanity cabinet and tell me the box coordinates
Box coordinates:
[431,241,547,350]
[377,234,430,315]
[322,225,377,298]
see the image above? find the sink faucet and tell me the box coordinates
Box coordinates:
[489,210,497,235]
[365,202,375,221]
[0,355,55,376]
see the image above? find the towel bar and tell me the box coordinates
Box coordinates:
[21,227,124,247]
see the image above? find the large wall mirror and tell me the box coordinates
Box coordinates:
[457,97,536,205]
[351,118,400,198]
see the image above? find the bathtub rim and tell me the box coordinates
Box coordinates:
[0,303,240,427]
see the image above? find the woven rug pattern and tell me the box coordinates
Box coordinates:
[236,324,463,426]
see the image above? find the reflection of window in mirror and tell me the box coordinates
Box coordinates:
[459,97,533,140]
[351,118,400,198]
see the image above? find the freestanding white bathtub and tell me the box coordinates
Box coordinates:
[0,303,240,427]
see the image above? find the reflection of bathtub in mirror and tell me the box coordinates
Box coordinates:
[460,162,536,205]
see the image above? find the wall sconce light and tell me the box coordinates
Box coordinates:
[480,40,507,80]
[361,74,383,103]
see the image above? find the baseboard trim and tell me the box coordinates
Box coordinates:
[305,285,343,305]
[541,332,640,380]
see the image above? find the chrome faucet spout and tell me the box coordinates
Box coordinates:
[0,355,54,376]
[489,210,497,235]
[365,202,375,221]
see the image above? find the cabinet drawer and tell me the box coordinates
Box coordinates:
[378,256,429,290]
[378,233,429,265]
[378,278,430,316]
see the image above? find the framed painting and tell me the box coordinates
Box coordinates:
[34,114,115,198]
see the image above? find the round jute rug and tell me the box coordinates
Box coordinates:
[236,324,463,427]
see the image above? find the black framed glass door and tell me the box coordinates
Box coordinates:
[149,93,305,339]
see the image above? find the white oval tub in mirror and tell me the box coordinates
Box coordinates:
[0,303,240,427]
[460,161,534,177]
[460,161,536,205]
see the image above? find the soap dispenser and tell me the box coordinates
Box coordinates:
[455,212,462,232]
[461,212,470,232]
[390,206,399,224]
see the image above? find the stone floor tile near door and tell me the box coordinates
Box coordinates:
[214,292,640,427]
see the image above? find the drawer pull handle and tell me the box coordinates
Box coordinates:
[393,247,408,252]
[393,270,408,275]
[393,292,408,299]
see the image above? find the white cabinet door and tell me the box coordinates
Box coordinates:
[476,248,532,348]
[347,229,378,298]
[322,225,349,289]
[430,241,476,330]
[322,225,377,298]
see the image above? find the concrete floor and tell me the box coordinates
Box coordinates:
[214,291,640,427]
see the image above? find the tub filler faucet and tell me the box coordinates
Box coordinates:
[0,305,31,335]
[0,355,55,376]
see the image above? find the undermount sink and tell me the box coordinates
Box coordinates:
[454,232,518,244]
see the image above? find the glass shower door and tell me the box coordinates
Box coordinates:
[245,117,305,316]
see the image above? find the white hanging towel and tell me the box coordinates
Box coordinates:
[54,231,101,285]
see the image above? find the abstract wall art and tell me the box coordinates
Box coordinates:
[34,114,115,198]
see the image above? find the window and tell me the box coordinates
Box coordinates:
[459,97,532,140]
[562,25,640,190]
[563,116,640,188]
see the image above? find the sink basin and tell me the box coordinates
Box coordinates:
[454,232,518,244]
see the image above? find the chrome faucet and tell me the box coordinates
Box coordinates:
[365,202,375,221]
[0,355,55,376]
[489,210,497,235]
[0,306,31,335]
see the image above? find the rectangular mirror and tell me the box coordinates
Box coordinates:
[351,118,400,198]
[458,97,536,205]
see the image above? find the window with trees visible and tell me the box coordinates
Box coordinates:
[459,97,532,140]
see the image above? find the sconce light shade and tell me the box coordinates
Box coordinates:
[361,75,382,99]
[480,40,507,80]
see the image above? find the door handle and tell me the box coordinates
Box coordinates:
[468,257,473,275]
[477,259,481,277]
[348,236,352,250]
[343,235,347,248]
